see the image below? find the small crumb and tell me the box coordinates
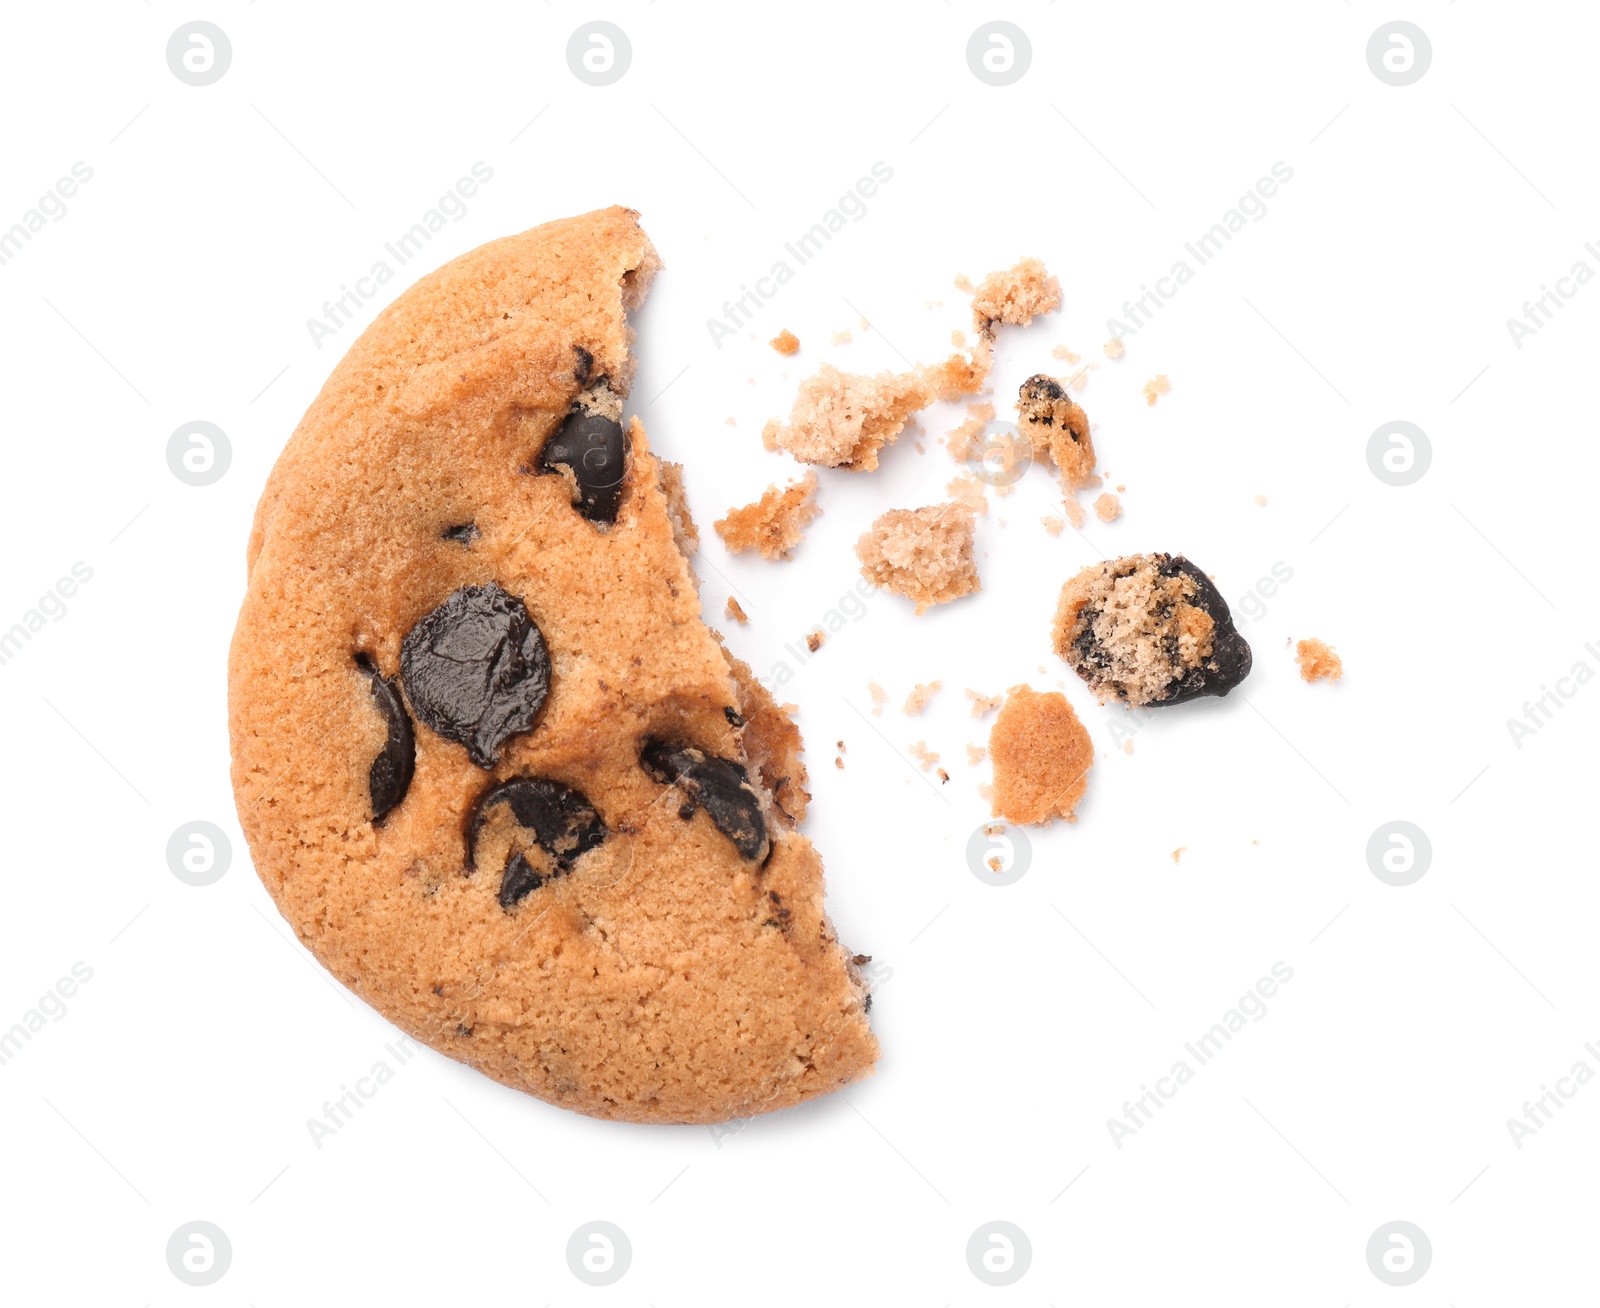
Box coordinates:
[859,316,870,330]
[1142,374,1171,406]
[946,472,989,515]
[986,853,1003,872]
[834,756,844,769]
[966,689,1002,718]
[869,681,888,715]
[950,328,968,347]
[770,329,800,355]
[724,596,749,624]
[954,273,974,293]
[977,781,995,803]
[725,416,736,426]
[855,503,981,614]
[908,740,940,771]
[1063,498,1086,529]
[1051,344,1081,364]
[1255,494,1268,507]
[1122,739,1134,755]
[903,681,943,715]
[715,473,821,560]
[1171,847,1186,865]
[1041,514,1065,537]
[1295,638,1344,683]
[831,329,853,346]
[1116,484,1126,493]
[966,743,987,765]
[936,768,950,783]
[1093,493,1122,523]
[1252,839,1259,846]
[837,740,845,751]
[944,401,997,462]
[970,257,1062,328]
[805,630,825,653]
[1104,338,1125,359]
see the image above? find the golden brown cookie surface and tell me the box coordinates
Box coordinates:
[229,207,876,1125]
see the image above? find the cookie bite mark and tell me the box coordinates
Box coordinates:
[855,503,980,614]
[640,740,771,863]
[1017,374,1096,489]
[720,644,809,824]
[657,461,700,556]
[1053,553,1252,706]
[761,364,932,471]
[400,582,552,767]
[1295,638,1343,683]
[988,685,1093,825]
[354,653,415,824]
[969,257,1062,328]
[714,473,820,560]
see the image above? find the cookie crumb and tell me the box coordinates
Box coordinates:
[855,503,980,614]
[936,767,950,783]
[988,685,1094,825]
[946,472,989,515]
[950,328,967,347]
[1041,514,1065,537]
[832,329,853,346]
[714,473,821,560]
[763,364,931,470]
[724,596,749,624]
[954,273,974,293]
[1104,338,1125,359]
[1295,638,1343,683]
[770,329,800,355]
[805,629,825,653]
[903,681,943,715]
[970,257,1062,327]
[1051,344,1081,364]
[1122,738,1134,755]
[1171,847,1186,865]
[1017,374,1095,489]
[1063,497,1087,529]
[966,688,1002,718]
[1255,494,1268,507]
[977,781,995,803]
[1093,492,1122,523]
[944,401,998,461]
[908,740,940,771]
[1142,374,1171,406]
[725,416,737,426]
[966,743,986,765]
[834,756,844,769]
[924,334,994,402]
[868,681,888,715]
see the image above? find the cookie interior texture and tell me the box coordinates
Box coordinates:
[1053,552,1252,706]
[229,206,876,1125]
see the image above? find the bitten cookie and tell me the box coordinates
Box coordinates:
[1053,553,1252,705]
[229,207,876,1125]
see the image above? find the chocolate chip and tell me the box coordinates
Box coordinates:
[440,522,480,545]
[400,583,551,768]
[538,410,628,523]
[464,776,608,909]
[723,706,743,728]
[355,654,414,824]
[1158,557,1252,702]
[1022,373,1066,406]
[640,739,770,863]
[572,345,594,386]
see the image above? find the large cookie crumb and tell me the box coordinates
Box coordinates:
[1093,492,1121,523]
[970,257,1062,327]
[1296,638,1343,682]
[714,473,820,560]
[855,504,980,614]
[1053,552,1252,706]
[1017,374,1096,489]
[763,364,931,470]
[924,333,994,401]
[903,681,942,715]
[988,685,1094,825]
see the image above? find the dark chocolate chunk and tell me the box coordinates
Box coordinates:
[1157,557,1252,703]
[640,739,770,863]
[400,583,550,768]
[440,522,480,545]
[464,776,608,909]
[537,410,628,523]
[723,706,743,728]
[571,345,594,386]
[355,654,415,824]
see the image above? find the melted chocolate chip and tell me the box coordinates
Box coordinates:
[1159,557,1252,702]
[572,345,594,386]
[400,583,551,768]
[640,739,770,863]
[538,410,628,523]
[440,522,480,545]
[464,776,608,908]
[355,654,415,824]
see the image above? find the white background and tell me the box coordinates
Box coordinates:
[1,1,1596,1302]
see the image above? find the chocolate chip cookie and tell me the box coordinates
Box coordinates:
[229,207,876,1125]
